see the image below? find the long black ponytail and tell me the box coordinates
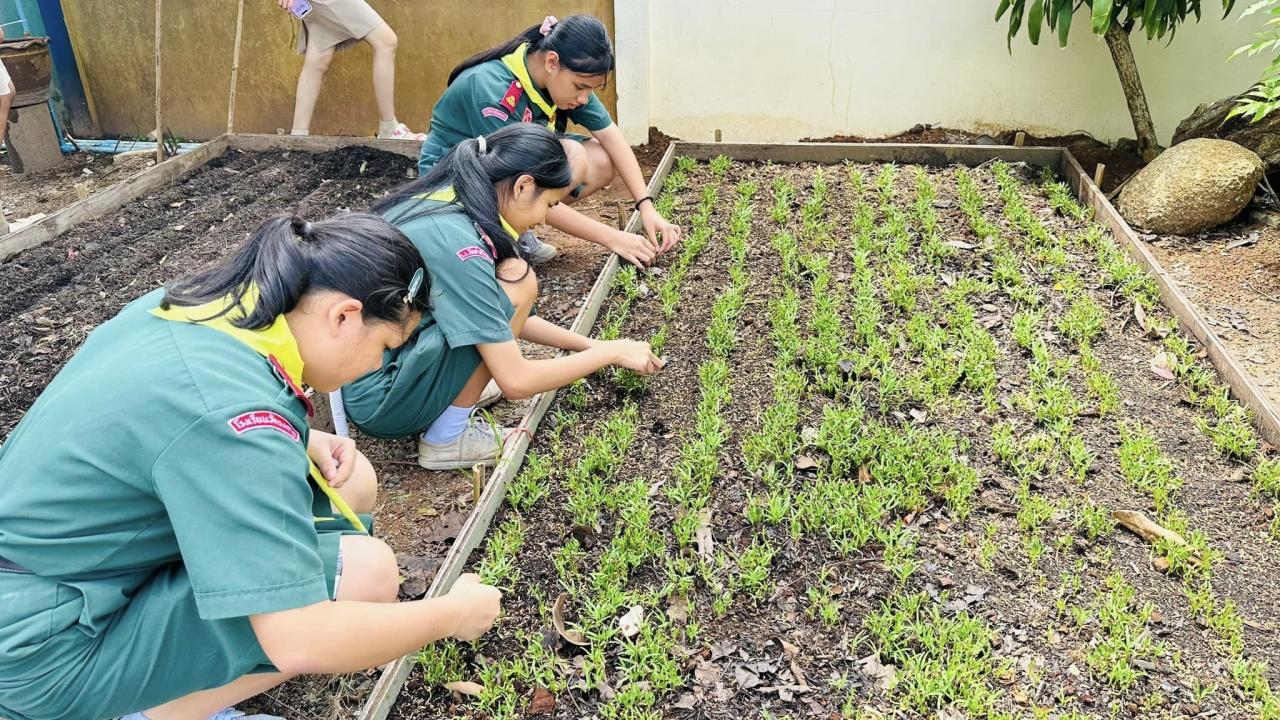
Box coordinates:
[371,123,574,265]
[446,15,614,87]
[161,212,429,330]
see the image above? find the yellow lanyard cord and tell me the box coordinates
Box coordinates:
[500,43,558,130]
[309,459,367,533]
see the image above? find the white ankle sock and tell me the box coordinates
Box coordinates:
[378,119,400,133]
[289,128,310,136]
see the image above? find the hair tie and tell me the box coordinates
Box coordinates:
[476,135,487,154]
[290,215,312,240]
[539,15,558,36]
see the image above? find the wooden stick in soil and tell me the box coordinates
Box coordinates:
[1014,131,1026,148]
[226,0,246,134]
[471,462,485,504]
[0,202,9,236]
[1093,163,1106,190]
[154,0,164,165]
[1113,509,1187,546]
[714,128,722,143]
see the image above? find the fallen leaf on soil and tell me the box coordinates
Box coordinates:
[909,408,928,423]
[710,640,739,661]
[673,692,698,709]
[667,593,690,625]
[444,680,484,696]
[551,593,589,646]
[944,239,977,250]
[857,653,898,691]
[795,454,819,470]
[528,686,555,715]
[858,465,871,484]
[940,272,956,286]
[619,605,645,638]
[981,313,1003,329]
[397,554,440,599]
[422,509,469,543]
[1153,557,1172,573]
[735,665,765,690]
[694,661,722,686]
[1226,233,1259,250]
[694,509,714,563]
[1148,351,1177,381]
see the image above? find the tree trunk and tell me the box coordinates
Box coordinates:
[1103,22,1160,164]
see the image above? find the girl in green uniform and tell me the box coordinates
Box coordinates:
[0,214,500,720]
[418,14,681,268]
[343,123,664,470]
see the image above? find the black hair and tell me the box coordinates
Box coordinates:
[161,212,429,330]
[370,123,574,266]
[447,14,614,87]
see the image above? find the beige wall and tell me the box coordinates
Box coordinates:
[63,0,617,140]
[623,0,1270,145]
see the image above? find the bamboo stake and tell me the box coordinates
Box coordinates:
[154,0,164,164]
[0,202,9,236]
[227,0,246,134]
[1093,163,1106,189]
[714,128,722,143]
[1013,131,1026,148]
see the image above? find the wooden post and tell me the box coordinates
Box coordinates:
[1093,163,1106,189]
[154,0,164,165]
[226,0,246,135]
[714,128,722,143]
[1013,131,1026,148]
[615,200,627,231]
[0,203,9,237]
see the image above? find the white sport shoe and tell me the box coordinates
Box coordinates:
[378,122,426,141]
[418,419,507,470]
[519,231,558,265]
[477,379,502,409]
[208,709,284,720]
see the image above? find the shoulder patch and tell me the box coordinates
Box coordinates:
[228,411,301,442]
[457,245,495,263]
[481,106,510,122]
[500,80,523,112]
[522,107,534,124]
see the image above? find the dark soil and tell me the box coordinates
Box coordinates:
[1,151,156,226]
[388,158,1280,719]
[805,124,1144,194]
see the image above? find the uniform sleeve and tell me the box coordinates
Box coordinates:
[426,220,516,347]
[567,94,614,132]
[467,72,517,136]
[151,405,328,620]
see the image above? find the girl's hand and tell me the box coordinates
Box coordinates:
[276,0,291,10]
[607,230,657,269]
[603,339,665,374]
[639,203,682,254]
[307,429,357,488]
[445,574,503,641]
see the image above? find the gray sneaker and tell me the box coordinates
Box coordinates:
[477,379,502,409]
[418,420,506,470]
[519,231,558,265]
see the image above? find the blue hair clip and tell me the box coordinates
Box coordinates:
[403,267,425,305]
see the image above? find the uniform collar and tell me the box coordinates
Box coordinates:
[150,286,313,416]
[415,186,521,240]
[500,43,557,127]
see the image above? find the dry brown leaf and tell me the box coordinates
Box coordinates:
[944,239,977,250]
[795,454,819,470]
[858,465,871,484]
[694,509,714,562]
[529,686,556,715]
[444,680,484,696]
[551,593,589,646]
[667,593,690,625]
[1133,299,1149,332]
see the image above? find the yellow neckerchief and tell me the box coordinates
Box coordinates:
[151,287,367,533]
[415,186,521,240]
[500,43,557,130]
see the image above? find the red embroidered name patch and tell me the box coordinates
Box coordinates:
[456,246,493,263]
[481,106,510,122]
[228,411,301,442]
[522,107,533,124]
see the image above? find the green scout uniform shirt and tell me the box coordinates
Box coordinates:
[418,42,614,173]
[0,288,361,720]
[342,189,521,438]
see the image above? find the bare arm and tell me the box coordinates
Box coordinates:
[478,337,661,400]
[520,315,594,352]
[250,574,498,675]
[593,124,683,252]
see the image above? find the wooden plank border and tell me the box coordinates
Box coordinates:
[1059,151,1280,446]
[358,141,680,720]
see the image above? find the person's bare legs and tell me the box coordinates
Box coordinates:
[566,139,616,204]
[0,82,15,148]
[363,22,398,124]
[141,532,397,719]
[291,44,335,134]
[450,260,537,407]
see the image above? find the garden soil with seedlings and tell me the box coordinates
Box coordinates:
[1145,195,1280,410]
[392,155,1280,720]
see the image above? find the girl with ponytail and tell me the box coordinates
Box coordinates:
[416,14,682,269]
[0,213,501,720]
[342,123,664,471]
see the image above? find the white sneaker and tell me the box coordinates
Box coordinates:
[477,379,502,409]
[378,122,426,141]
[208,709,284,720]
[519,231,558,265]
[418,420,507,470]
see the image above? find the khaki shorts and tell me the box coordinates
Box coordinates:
[297,0,384,54]
[0,58,12,95]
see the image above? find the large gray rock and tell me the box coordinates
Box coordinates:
[1116,139,1264,235]
[1174,91,1280,174]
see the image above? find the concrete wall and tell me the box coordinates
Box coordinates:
[618,0,1271,146]
[60,0,617,140]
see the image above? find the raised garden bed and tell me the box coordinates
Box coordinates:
[376,143,1280,720]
